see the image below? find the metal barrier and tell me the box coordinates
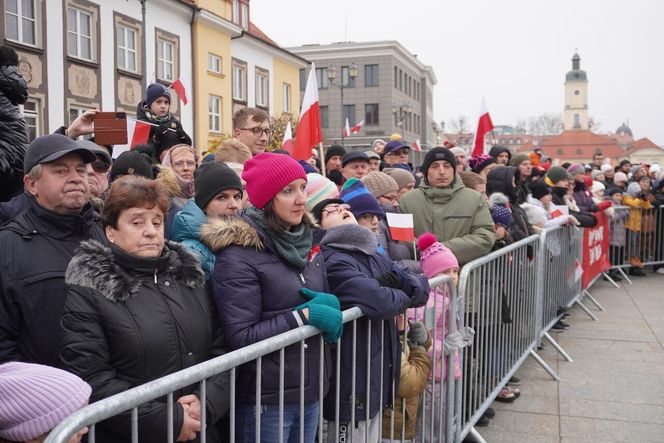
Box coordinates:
[45,276,458,443]
[456,235,550,443]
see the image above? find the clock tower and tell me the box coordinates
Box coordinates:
[564,52,589,131]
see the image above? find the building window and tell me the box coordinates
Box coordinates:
[394,66,398,88]
[232,59,247,101]
[365,103,379,125]
[117,25,137,72]
[574,114,580,128]
[232,0,239,25]
[365,64,378,87]
[341,66,354,87]
[69,105,91,139]
[208,53,221,74]
[315,67,328,89]
[342,104,355,126]
[67,7,92,60]
[157,39,174,81]
[299,68,306,91]
[320,105,329,128]
[209,95,222,133]
[255,68,269,108]
[6,0,36,45]
[282,83,291,113]
[22,98,40,141]
[399,69,403,91]
[240,2,248,30]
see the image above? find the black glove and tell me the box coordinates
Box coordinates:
[375,271,401,289]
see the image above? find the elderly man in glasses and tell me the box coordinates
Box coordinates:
[78,140,112,200]
[232,107,272,156]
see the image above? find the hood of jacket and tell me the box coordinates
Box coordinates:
[320,223,377,255]
[489,146,511,162]
[171,199,205,244]
[486,166,519,202]
[65,240,204,302]
[200,215,264,254]
[0,65,28,106]
[488,192,510,207]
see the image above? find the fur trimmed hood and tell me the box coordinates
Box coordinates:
[489,192,510,207]
[200,216,264,253]
[65,240,204,302]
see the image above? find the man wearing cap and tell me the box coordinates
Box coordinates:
[78,140,112,201]
[0,134,105,365]
[382,140,410,169]
[325,145,346,174]
[399,147,494,265]
[341,151,369,180]
[449,147,469,173]
[365,150,382,173]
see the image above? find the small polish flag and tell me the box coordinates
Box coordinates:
[350,120,364,134]
[549,204,569,219]
[343,118,351,138]
[471,97,494,157]
[412,139,422,152]
[112,118,155,159]
[294,63,322,160]
[282,121,294,154]
[386,213,415,242]
[170,77,188,105]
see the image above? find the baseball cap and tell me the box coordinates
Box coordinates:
[383,140,410,155]
[76,140,111,167]
[23,134,96,173]
[110,150,155,181]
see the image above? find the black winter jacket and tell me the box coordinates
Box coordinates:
[486,167,535,240]
[0,65,29,202]
[136,101,192,158]
[320,224,429,422]
[0,198,105,364]
[59,240,229,443]
[205,215,331,405]
[551,187,597,227]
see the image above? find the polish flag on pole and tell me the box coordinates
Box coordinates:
[294,63,322,160]
[282,121,294,154]
[112,118,154,158]
[170,77,188,105]
[343,118,351,138]
[471,97,494,157]
[386,213,415,242]
[350,120,364,134]
[412,139,422,152]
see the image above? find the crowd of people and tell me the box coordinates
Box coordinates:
[1,43,663,442]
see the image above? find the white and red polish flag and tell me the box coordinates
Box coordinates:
[471,97,494,157]
[112,118,155,159]
[170,77,188,105]
[351,120,364,134]
[343,118,351,138]
[294,63,322,160]
[412,139,422,152]
[282,121,294,154]
[386,213,415,242]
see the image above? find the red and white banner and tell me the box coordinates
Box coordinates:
[471,97,494,157]
[112,118,154,158]
[581,211,611,289]
[350,120,364,134]
[343,118,351,138]
[282,121,294,154]
[386,213,415,242]
[412,139,422,152]
[294,63,322,160]
[170,77,188,105]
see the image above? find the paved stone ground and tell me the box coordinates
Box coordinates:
[477,272,664,443]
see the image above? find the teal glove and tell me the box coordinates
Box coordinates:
[306,303,343,342]
[297,287,341,310]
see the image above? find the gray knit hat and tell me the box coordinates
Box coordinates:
[546,166,573,184]
[361,171,399,198]
[383,167,415,190]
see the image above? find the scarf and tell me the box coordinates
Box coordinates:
[245,206,312,269]
[142,105,173,125]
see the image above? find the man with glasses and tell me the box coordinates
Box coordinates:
[232,107,272,156]
[382,140,411,170]
[78,140,112,200]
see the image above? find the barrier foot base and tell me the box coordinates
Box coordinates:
[543,332,573,362]
[617,267,633,285]
[529,349,561,381]
[583,289,605,311]
[575,299,598,321]
[469,427,488,443]
[602,272,620,289]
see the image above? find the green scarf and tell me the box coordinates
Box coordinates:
[245,207,312,269]
[142,105,173,125]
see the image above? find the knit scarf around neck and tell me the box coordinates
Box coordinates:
[142,105,173,124]
[245,206,312,269]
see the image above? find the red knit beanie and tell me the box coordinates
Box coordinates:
[242,152,307,209]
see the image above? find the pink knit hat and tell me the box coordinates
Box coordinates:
[0,362,91,441]
[242,152,307,209]
[417,232,459,278]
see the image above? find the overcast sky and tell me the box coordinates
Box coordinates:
[252,0,664,145]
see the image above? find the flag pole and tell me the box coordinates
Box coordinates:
[319,142,326,177]
[491,129,498,146]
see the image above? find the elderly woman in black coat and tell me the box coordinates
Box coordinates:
[59,175,229,443]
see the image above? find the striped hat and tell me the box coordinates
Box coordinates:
[306,173,339,211]
[340,178,384,219]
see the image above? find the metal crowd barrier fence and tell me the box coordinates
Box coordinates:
[456,235,549,443]
[46,276,458,443]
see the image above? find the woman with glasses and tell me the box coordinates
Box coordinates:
[158,144,198,239]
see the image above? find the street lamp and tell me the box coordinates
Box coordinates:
[392,103,413,137]
[327,63,358,146]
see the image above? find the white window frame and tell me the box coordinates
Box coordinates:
[232,0,239,25]
[240,2,248,30]
[255,68,268,108]
[67,7,92,61]
[6,0,36,45]
[209,95,222,133]
[208,53,222,74]
[117,25,137,72]
[282,83,291,113]
[157,39,174,82]
[22,98,41,141]
[232,59,247,101]
[69,105,92,140]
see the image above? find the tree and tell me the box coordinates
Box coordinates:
[527,113,563,136]
[448,115,469,134]
[514,119,528,133]
[588,116,601,132]
[268,113,298,150]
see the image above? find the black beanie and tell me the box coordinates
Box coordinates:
[194,162,243,210]
[325,145,346,164]
[146,83,170,108]
[110,150,154,181]
[530,180,551,200]
[420,147,457,179]
[311,198,345,224]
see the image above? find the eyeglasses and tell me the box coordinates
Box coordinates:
[239,127,273,137]
[358,213,383,221]
[91,161,110,173]
[389,148,410,156]
[321,203,350,214]
[173,160,196,169]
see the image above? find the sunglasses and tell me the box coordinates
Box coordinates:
[91,161,110,173]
